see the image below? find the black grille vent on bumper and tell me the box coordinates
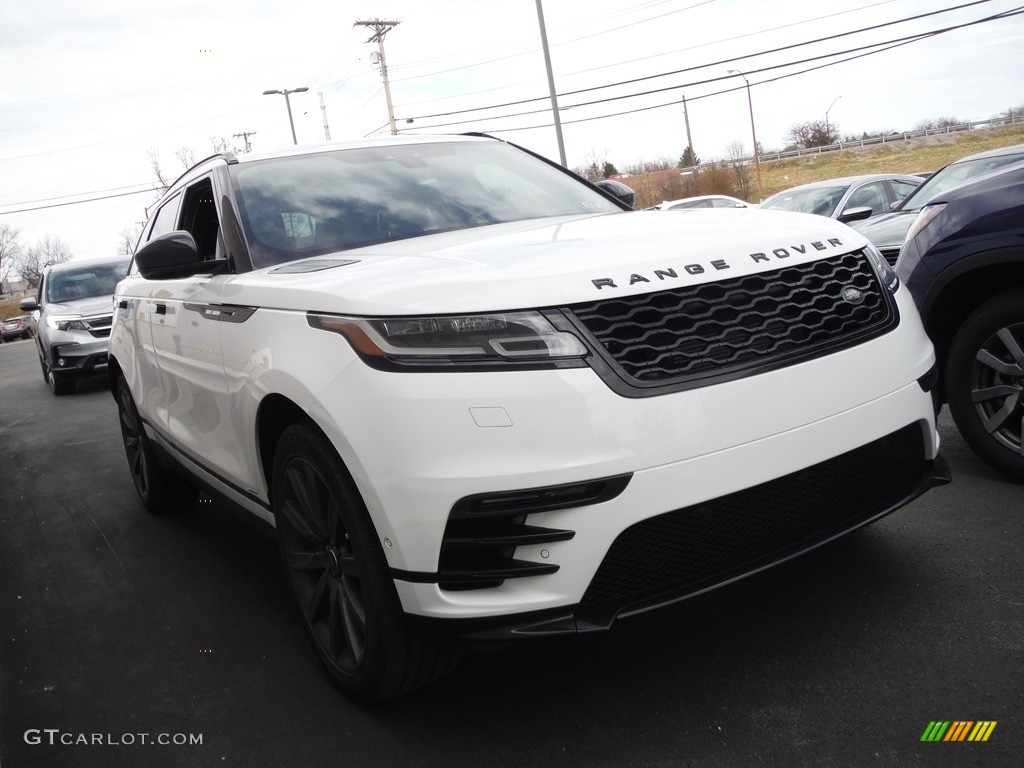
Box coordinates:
[566,251,896,394]
[581,424,929,611]
[438,475,631,591]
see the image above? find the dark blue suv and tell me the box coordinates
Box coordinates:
[897,164,1024,481]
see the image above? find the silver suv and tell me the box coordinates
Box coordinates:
[21,256,129,395]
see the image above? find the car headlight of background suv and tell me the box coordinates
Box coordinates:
[863,242,900,293]
[896,202,948,280]
[310,310,590,371]
[44,315,92,332]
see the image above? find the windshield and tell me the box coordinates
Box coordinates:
[759,185,847,217]
[231,141,622,269]
[897,150,1024,211]
[45,260,130,304]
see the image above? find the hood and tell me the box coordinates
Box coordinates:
[848,209,917,250]
[222,209,871,315]
[47,295,116,317]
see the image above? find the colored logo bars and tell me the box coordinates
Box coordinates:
[921,721,997,742]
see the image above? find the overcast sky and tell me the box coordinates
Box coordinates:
[2,0,1022,264]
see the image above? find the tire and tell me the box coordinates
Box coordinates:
[115,375,199,513]
[40,355,75,396]
[946,288,1024,482]
[271,421,460,701]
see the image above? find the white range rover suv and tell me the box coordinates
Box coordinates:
[109,135,949,701]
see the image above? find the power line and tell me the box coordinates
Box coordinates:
[401,3,1022,134]
[2,2,1020,212]
[0,188,155,216]
[399,0,1002,124]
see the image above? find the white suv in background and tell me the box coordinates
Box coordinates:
[108,135,949,701]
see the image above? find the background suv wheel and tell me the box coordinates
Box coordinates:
[946,288,1024,483]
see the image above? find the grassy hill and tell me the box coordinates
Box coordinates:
[628,123,1024,208]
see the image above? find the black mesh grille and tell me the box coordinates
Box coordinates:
[582,424,925,608]
[568,251,895,388]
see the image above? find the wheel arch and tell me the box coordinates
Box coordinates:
[255,394,310,504]
[919,248,1024,398]
[107,354,124,398]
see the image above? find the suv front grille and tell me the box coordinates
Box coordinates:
[878,246,901,266]
[566,251,896,393]
[82,314,113,338]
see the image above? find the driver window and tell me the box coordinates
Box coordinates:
[178,179,222,260]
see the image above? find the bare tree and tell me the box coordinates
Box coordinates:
[726,142,753,200]
[148,147,171,194]
[148,146,202,195]
[787,119,838,149]
[174,147,197,170]
[15,233,73,289]
[1,224,22,288]
[914,116,965,131]
[118,223,144,256]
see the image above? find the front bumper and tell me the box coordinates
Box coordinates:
[45,336,110,375]
[304,287,943,626]
[416,434,950,639]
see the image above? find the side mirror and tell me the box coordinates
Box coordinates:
[135,231,228,280]
[837,206,873,224]
[19,297,39,312]
[595,179,635,209]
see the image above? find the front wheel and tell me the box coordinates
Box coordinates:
[272,421,459,701]
[42,356,75,396]
[116,375,198,512]
[946,289,1024,482]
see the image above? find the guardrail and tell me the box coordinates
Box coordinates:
[683,113,1024,171]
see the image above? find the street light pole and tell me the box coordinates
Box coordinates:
[728,70,762,201]
[263,87,309,145]
[825,95,842,141]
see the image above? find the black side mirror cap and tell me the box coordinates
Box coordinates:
[837,206,873,224]
[135,231,228,280]
[595,179,636,209]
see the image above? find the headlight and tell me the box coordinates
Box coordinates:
[45,315,91,331]
[904,203,947,246]
[862,242,899,293]
[309,311,589,371]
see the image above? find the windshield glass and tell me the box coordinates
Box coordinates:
[897,150,1024,211]
[232,140,622,269]
[759,185,847,217]
[45,260,130,304]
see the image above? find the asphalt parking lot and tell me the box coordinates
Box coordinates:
[1,336,1021,768]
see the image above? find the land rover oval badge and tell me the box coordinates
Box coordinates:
[842,286,865,305]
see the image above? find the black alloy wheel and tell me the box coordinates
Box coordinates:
[272,421,459,701]
[115,375,198,513]
[947,289,1024,483]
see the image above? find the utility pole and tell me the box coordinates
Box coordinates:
[681,93,695,170]
[355,19,400,135]
[318,91,331,142]
[534,0,566,166]
[233,131,256,153]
